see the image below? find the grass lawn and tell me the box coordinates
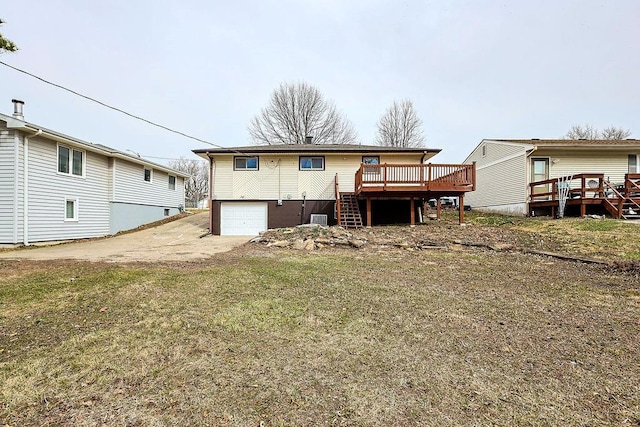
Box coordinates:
[461,211,640,261]
[1,229,640,425]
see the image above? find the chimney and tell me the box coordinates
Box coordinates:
[12,99,24,120]
[305,135,314,144]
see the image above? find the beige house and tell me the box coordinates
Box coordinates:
[464,138,640,217]
[193,144,476,235]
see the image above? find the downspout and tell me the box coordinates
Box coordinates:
[525,146,537,215]
[208,154,214,234]
[13,133,19,244]
[23,128,42,246]
[420,151,429,164]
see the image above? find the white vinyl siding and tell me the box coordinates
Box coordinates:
[536,150,632,185]
[211,153,425,201]
[113,160,185,208]
[465,153,527,211]
[464,141,529,213]
[26,137,110,241]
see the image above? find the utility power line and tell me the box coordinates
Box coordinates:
[0,60,242,153]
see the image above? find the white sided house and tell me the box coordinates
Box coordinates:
[464,138,640,218]
[193,143,476,235]
[0,100,188,245]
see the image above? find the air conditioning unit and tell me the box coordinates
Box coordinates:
[310,214,328,226]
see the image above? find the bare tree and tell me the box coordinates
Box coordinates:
[168,157,209,208]
[249,82,358,145]
[564,124,631,140]
[375,99,425,147]
[0,19,18,53]
[601,126,632,140]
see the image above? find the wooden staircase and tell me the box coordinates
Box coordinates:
[602,178,640,220]
[338,192,363,228]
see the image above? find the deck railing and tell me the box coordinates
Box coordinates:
[529,173,606,202]
[354,163,475,194]
[529,173,640,218]
[530,173,640,202]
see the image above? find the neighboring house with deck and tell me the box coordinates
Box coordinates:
[0,99,189,245]
[193,143,476,235]
[463,138,640,218]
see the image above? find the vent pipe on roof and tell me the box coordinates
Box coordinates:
[305,136,314,144]
[12,99,24,120]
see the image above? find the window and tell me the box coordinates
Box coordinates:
[169,175,176,190]
[300,156,324,170]
[629,155,638,173]
[58,145,84,176]
[362,156,379,165]
[164,208,170,216]
[64,198,78,221]
[482,145,487,157]
[144,168,152,182]
[234,156,259,170]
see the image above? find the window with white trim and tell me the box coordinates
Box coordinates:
[169,175,176,190]
[234,156,259,170]
[64,198,78,221]
[482,145,487,157]
[144,167,152,182]
[300,156,324,170]
[58,145,85,177]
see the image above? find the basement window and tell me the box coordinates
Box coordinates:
[64,198,79,221]
[234,156,259,170]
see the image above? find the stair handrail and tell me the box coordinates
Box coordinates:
[335,173,341,226]
[603,179,640,215]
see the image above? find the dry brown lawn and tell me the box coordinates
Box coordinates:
[1,218,639,426]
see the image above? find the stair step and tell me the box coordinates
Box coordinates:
[338,192,363,229]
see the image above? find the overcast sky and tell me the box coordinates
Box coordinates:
[1,0,638,164]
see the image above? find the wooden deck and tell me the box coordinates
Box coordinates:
[529,173,640,219]
[336,163,476,227]
[354,163,476,196]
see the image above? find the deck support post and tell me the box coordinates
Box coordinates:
[459,194,464,224]
[436,198,441,220]
[366,197,372,227]
[410,197,415,225]
[580,202,586,217]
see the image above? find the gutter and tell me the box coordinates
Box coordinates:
[23,128,42,246]
[6,121,189,179]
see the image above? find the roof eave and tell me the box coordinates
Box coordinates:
[2,115,190,178]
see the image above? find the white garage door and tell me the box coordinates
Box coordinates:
[220,202,268,236]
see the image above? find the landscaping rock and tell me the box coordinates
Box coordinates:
[269,240,290,248]
[349,239,366,249]
[292,239,306,250]
[303,240,316,251]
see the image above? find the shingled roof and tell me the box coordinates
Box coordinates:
[193,144,440,155]
[487,138,640,147]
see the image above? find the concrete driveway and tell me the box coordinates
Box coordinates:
[0,212,250,262]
